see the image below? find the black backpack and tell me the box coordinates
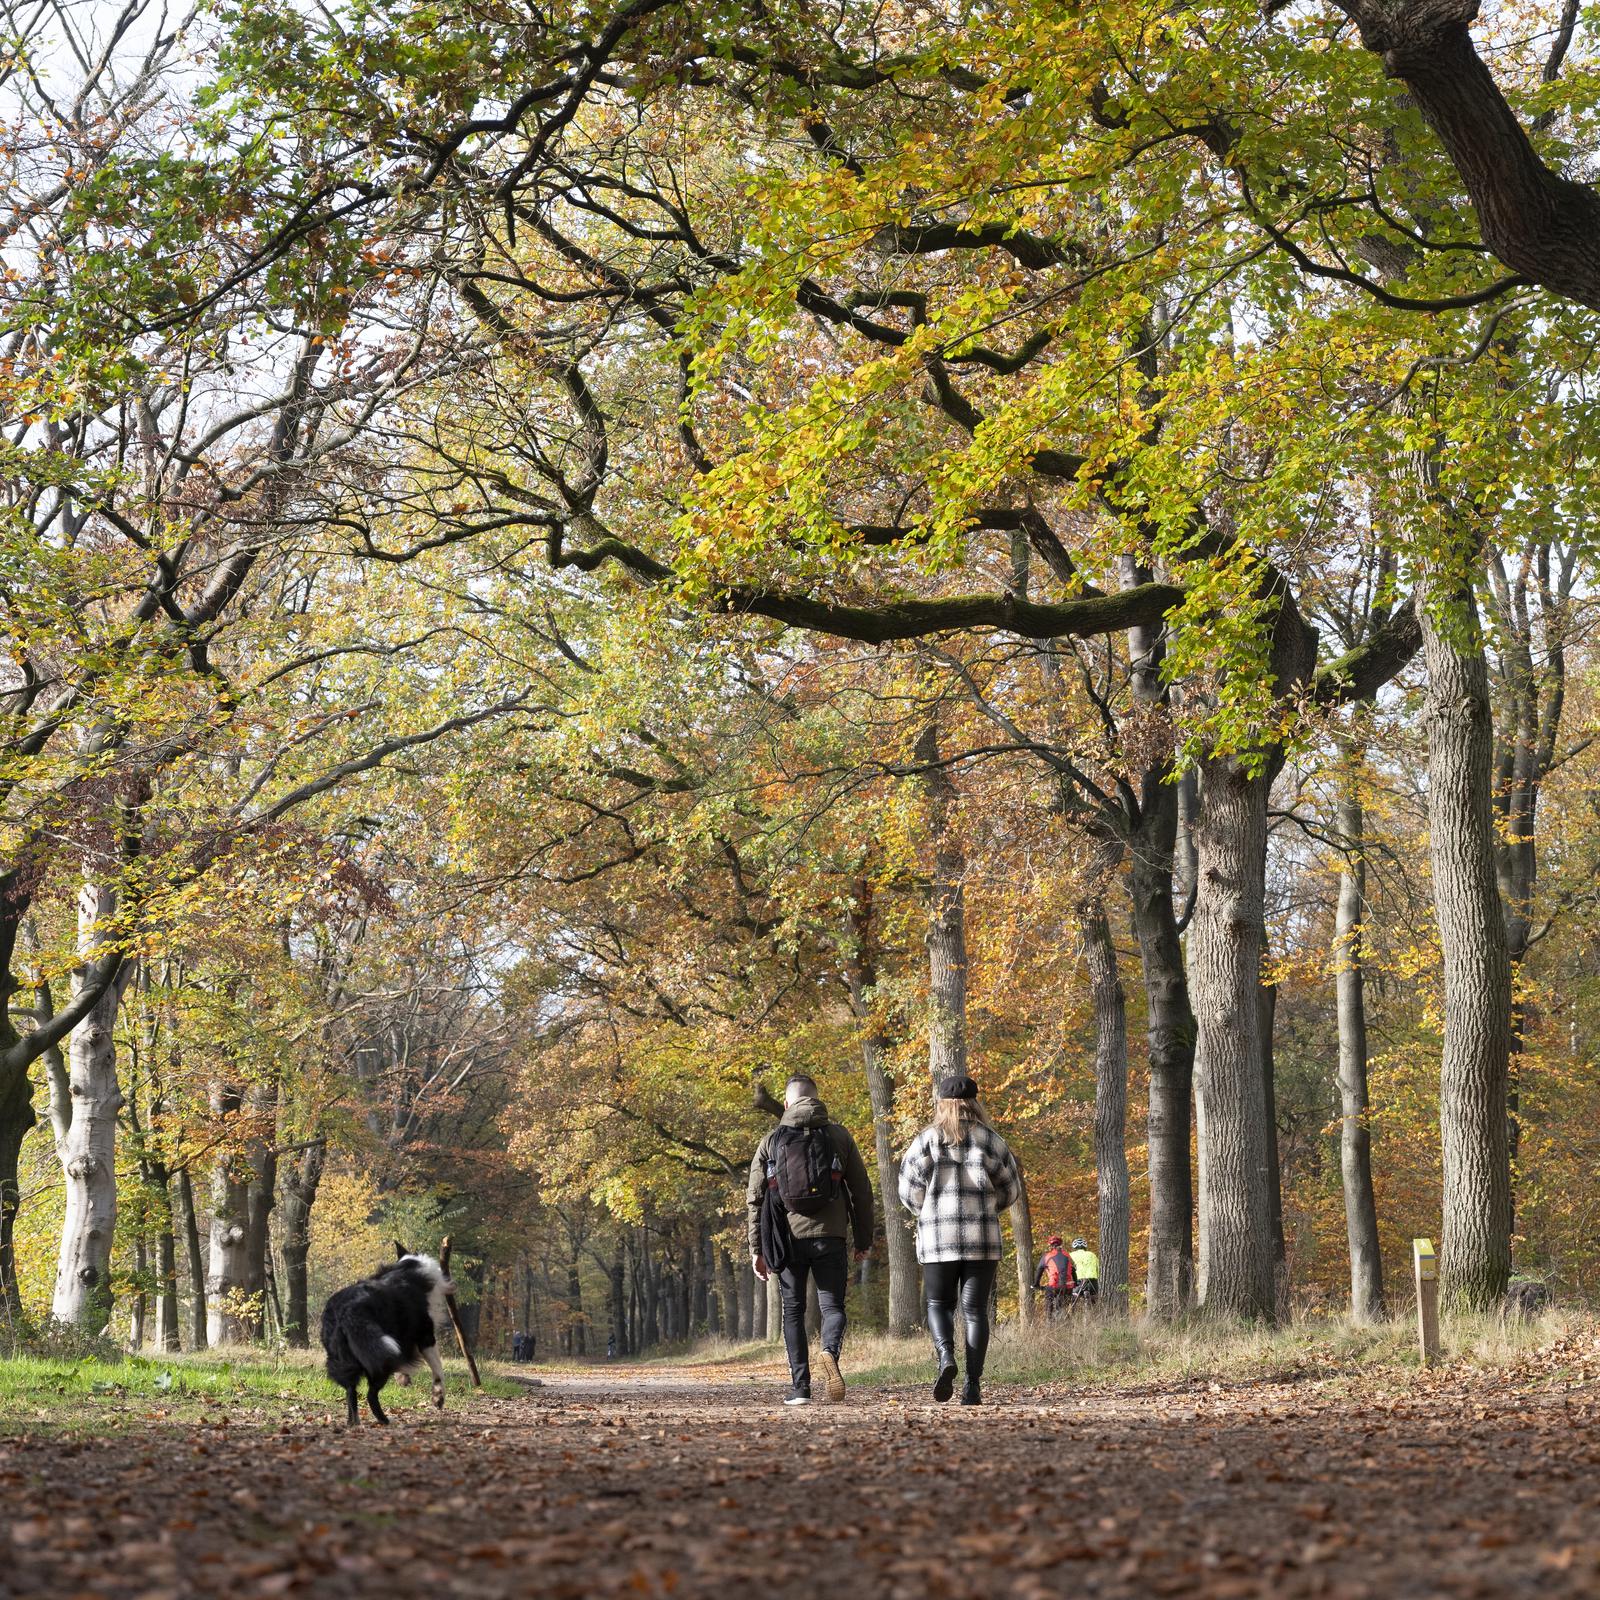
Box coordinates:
[768,1124,842,1217]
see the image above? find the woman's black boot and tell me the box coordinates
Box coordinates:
[927,1299,958,1402]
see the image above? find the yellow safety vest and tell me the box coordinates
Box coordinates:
[1070,1248,1099,1280]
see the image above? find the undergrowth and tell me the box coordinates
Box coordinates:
[0,1345,524,1433]
[645,1306,1594,1392]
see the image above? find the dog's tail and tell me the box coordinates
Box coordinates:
[327,1306,404,1384]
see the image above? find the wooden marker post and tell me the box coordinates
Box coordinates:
[1413,1237,1440,1366]
[438,1235,484,1390]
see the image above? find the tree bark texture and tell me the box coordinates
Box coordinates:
[176,1166,207,1350]
[278,1139,325,1348]
[847,885,919,1335]
[1192,754,1278,1321]
[1008,1168,1036,1326]
[1117,553,1197,1320]
[207,1084,253,1344]
[1335,775,1386,1323]
[611,1239,628,1353]
[1331,0,1600,309]
[51,882,130,1330]
[0,1029,35,1322]
[1082,901,1131,1311]
[1258,969,1288,1317]
[154,1211,182,1352]
[1420,574,1512,1309]
[1126,759,1196,1320]
[916,724,967,1088]
[242,1080,277,1334]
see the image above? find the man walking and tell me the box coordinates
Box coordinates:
[747,1074,875,1406]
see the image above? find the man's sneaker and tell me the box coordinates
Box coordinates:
[783,1385,811,1406]
[817,1349,846,1402]
[932,1361,958,1403]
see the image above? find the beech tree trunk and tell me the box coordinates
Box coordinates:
[1487,539,1568,1244]
[176,1167,207,1350]
[51,882,130,1331]
[611,1239,628,1353]
[0,1058,32,1323]
[207,1084,253,1344]
[278,1139,325,1349]
[737,1256,754,1340]
[129,1233,148,1350]
[242,1081,277,1337]
[765,1264,781,1342]
[1192,755,1278,1321]
[1259,967,1288,1316]
[1083,901,1130,1312]
[1008,1166,1035,1326]
[916,723,967,1088]
[1120,555,1196,1321]
[567,1252,586,1353]
[847,883,919,1335]
[154,1211,181,1352]
[1334,776,1385,1323]
[712,1245,734,1340]
[1420,575,1512,1309]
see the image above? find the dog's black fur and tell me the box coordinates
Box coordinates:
[320,1253,453,1426]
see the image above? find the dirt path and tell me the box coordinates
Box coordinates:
[4,1361,1599,1598]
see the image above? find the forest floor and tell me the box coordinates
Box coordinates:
[3,1321,1599,1599]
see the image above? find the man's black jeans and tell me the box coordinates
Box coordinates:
[778,1235,848,1390]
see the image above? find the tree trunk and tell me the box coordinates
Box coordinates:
[916,724,967,1087]
[206,1084,253,1344]
[1082,901,1131,1312]
[175,1166,207,1351]
[1420,575,1512,1309]
[611,1238,628,1354]
[1335,772,1386,1323]
[242,1081,277,1340]
[128,1231,148,1349]
[847,883,919,1335]
[0,1025,36,1323]
[155,1209,181,1352]
[1126,810,1196,1321]
[1487,541,1567,1246]
[737,1255,754,1340]
[1191,754,1278,1321]
[1008,1164,1036,1326]
[764,1265,781,1342]
[50,883,129,1331]
[1259,971,1288,1317]
[567,1253,586,1354]
[278,1139,325,1349]
[1119,554,1196,1321]
[714,1245,735,1340]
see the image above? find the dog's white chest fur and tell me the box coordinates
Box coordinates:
[400,1253,453,1328]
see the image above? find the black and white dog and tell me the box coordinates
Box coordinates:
[320,1252,453,1426]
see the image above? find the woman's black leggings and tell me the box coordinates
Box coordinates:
[922,1257,1000,1378]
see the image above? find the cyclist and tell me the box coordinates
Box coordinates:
[1033,1235,1076,1320]
[1069,1236,1100,1302]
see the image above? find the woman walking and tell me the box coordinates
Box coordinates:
[897,1073,1023,1405]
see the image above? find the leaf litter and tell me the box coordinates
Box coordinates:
[1,1351,1598,1598]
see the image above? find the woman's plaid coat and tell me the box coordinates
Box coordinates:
[897,1122,1023,1264]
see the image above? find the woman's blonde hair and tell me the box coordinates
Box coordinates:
[933,1095,991,1146]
